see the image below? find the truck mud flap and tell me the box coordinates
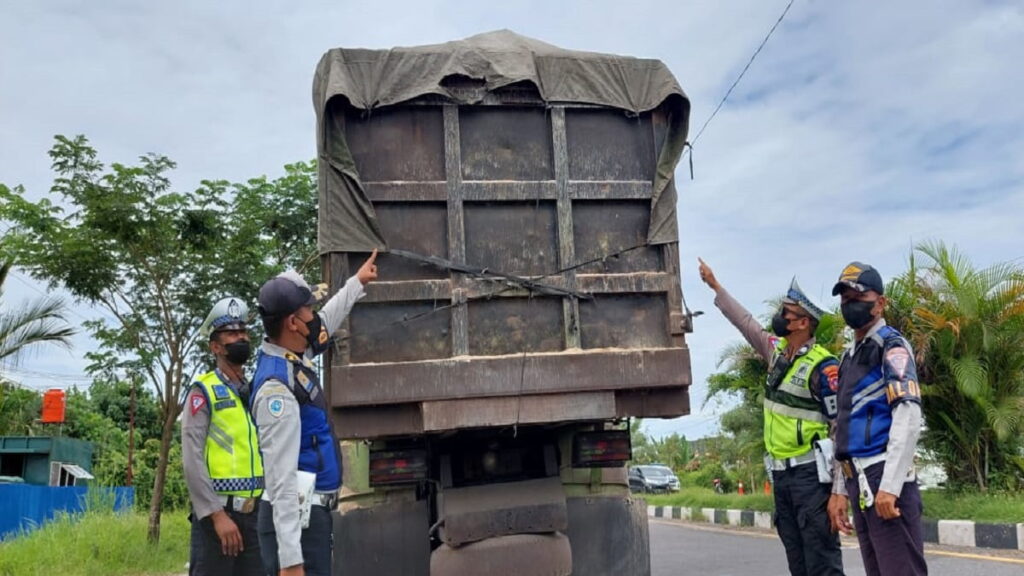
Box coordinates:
[333,499,430,576]
[431,532,572,576]
[440,477,567,546]
[565,496,650,576]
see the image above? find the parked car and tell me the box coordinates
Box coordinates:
[629,465,680,493]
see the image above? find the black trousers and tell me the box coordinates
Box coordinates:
[845,462,927,576]
[258,500,333,576]
[773,462,845,576]
[189,507,264,576]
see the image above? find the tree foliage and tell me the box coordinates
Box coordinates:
[886,241,1024,491]
[0,136,318,540]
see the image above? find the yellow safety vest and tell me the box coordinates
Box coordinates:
[194,371,264,497]
[763,341,833,459]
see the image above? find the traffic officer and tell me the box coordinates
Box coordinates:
[182,297,265,576]
[827,262,927,576]
[698,258,844,576]
[252,251,378,576]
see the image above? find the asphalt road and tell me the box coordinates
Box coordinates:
[650,519,1024,576]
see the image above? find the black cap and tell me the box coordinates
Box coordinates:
[257,269,319,318]
[831,262,884,296]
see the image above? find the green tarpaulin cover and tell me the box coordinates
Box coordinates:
[313,30,690,253]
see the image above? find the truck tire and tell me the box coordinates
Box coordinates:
[431,532,572,576]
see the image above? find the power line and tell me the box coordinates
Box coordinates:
[1,366,93,381]
[6,270,107,324]
[685,0,796,157]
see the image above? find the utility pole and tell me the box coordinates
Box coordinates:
[127,377,135,487]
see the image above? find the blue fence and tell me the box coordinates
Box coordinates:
[0,485,134,541]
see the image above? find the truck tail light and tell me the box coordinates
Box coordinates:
[369,449,428,486]
[572,430,632,468]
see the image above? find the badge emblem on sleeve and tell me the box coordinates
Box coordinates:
[190,393,206,416]
[268,397,285,418]
[886,348,911,379]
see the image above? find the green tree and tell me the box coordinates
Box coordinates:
[886,241,1024,491]
[0,136,318,541]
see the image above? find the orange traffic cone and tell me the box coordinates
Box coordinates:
[764,480,771,494]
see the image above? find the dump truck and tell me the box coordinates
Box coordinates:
[313,30,693,576]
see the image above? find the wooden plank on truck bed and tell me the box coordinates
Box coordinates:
[331,347,690,407]
[615,388,691,419]
[334,403,424,439]
[421,391,616,432]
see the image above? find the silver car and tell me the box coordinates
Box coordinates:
[631,465,680,493]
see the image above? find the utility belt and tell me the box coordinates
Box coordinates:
[259,482,338,509]
[766,439,835,485]
[309,492,338,509]
[768,450,817,471]
[219,495,259,514]
[838,452,887,480]
[839,452,888,510]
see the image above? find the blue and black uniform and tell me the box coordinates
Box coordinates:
[834,319,926,576]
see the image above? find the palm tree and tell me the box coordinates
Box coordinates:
[887,242,1024,491]
[0,261,77,435]
[0,261,76,367]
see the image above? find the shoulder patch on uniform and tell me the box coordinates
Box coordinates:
[267,395,286,418]
[261,380,291,394]
[823,364,840,392]
[189,392,206,415]
[885,347,911,380]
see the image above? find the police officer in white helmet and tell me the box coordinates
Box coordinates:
[182,297,267,576]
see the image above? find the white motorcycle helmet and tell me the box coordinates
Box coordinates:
[200,297,249,340]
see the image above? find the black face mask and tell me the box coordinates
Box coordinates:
[841,300,877,329]
[771,311,792,337]
[224,340,251,365]
[305,313,330,354]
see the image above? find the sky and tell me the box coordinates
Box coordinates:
[1,0,1022,440]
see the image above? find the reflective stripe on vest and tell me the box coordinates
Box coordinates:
[194,371,264,497]
[763,340,833,459]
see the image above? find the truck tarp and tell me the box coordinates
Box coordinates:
[313,29,690,254]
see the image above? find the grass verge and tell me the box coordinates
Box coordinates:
[0,509,189,576]
[644,488,1024,524]
[644,487,774,512]
[920,490,1024,524]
